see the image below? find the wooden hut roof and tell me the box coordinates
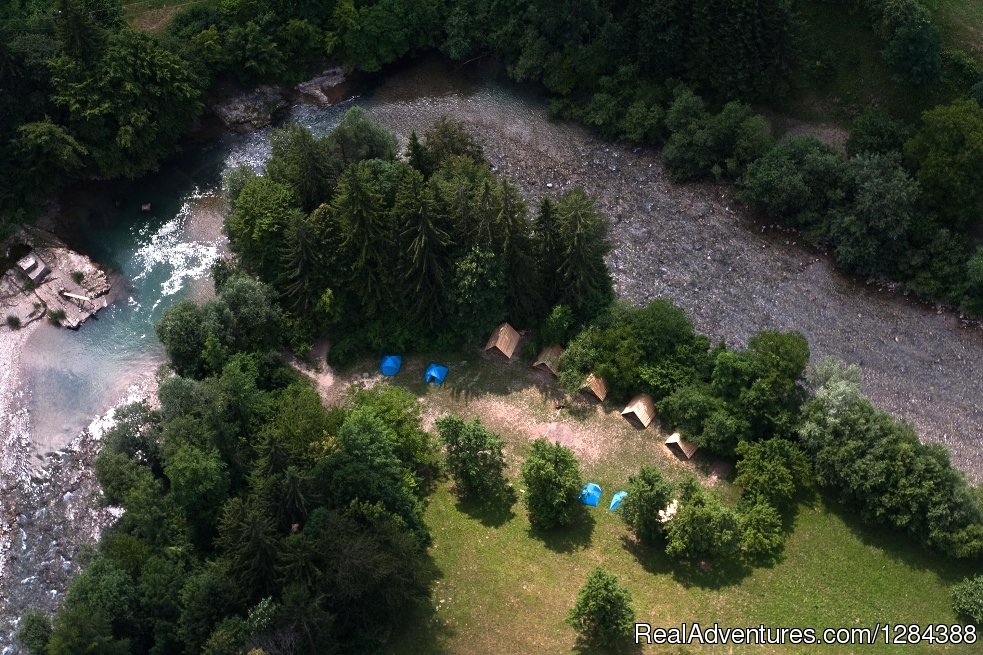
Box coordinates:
[483,322,520,359]
[621,393,655,428]
[665,432,699,460]
[533,344,563,377]
[581,373,608,402]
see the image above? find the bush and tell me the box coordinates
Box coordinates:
[620,466,674,545]
[734,438,811,512]
[521,438,583,529]
[846,110,912,156]
[437,416,512,503]
[70,270,84,284]
[567,568,636,648]
[664,479,739,561]
[6,314,21,329]
[800,358,983,558]
[737,502,785,562]
[951,575,983,625]
[739,135,848,233]
[16,610,51,655]
[664,89,771,181]
[47,308,66,325]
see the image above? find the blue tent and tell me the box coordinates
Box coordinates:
[425,363,449,385]
[609,491,628,511]
[380,355,402,377]
[580,482,602,507]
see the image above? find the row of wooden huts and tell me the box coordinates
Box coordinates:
[483,322,699,460]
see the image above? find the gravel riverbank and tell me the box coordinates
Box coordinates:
[363,61,983,483]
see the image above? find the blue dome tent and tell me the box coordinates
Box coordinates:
[425,363,449,384]
[380,355,402,377]
[580,482,602,507]
[609,491,628,511]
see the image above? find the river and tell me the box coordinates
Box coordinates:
[19,57,983,480]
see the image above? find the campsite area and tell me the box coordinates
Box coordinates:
[311,351,978,655]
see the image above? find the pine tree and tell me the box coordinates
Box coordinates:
[494,180,542,326]
[266,122,337,212]
[555,188,614,322]
[405,130,432,177]
[395,168,450,327]
[333,163,391,317]
[471,178,497,252]
[534,196,562,306]
[279,212,325,314]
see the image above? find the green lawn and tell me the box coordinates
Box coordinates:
[345,354,982,655]
[924,0,983,60]
[784,0,915,124]
[123,0,212,32]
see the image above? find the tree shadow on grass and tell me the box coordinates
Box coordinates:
[529,510,596,553]
[454,493,517,528]
[620,535,752,589]
[573,636,644,655]
[825,497,980,584]
[387,552,454,654]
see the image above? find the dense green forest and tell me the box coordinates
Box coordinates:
[2,0,983,315]
[210,111,612,363]
[18,274,444,654]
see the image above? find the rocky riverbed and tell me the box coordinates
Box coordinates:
[361,59,983,483]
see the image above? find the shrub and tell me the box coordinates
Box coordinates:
[737,502,785,562]
[734,438,811,512]
[16,610,51,655]
[6,314,21,329]
[739,135,848,233]
[71,270,84,284]
[846,110,912,156]
[951,575,983,625]
[664,479,739,561]
[567,568,636,648]
[437,416,512,503]
[620,466,675,545]
[521,438,583,529]
[48,308,66,325]
[664,89,771,181]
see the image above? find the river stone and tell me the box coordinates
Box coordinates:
[296,66,348,105]
[211,85,289,132]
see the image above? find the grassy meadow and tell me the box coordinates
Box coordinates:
[319,355,983,654]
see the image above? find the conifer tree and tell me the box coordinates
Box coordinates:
[395,168,450,327]
[555,187,614,322]
[534,196,562,305]
[333,163,391,317]
[494,180,542,326]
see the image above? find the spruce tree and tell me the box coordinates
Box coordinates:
[555,187,614,322]
[534,196,562,306]
[333,163,391,317]
[494,179,542,326]
[395,168,450,327]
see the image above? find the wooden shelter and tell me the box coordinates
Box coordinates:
[581,373,608,402]
[484,322,521,359]
[665,432,699,460]
[621,394,655,428]
[533,344,563,377]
